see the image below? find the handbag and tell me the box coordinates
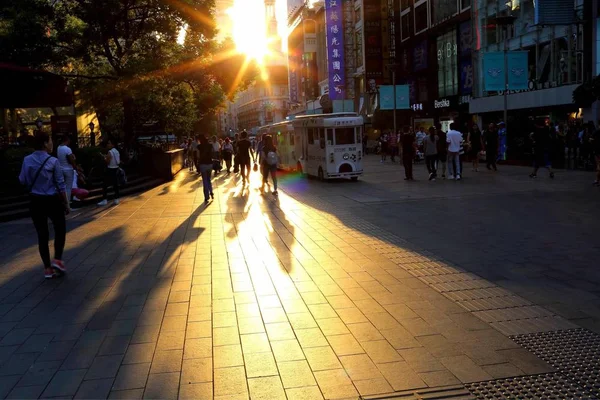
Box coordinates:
[117,168,127,186]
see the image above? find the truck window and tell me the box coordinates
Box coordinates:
[319,129,325,149]
[289,132,295,145]
[335,128,356,145]
[308,128,314,144]
[327,129,334,145]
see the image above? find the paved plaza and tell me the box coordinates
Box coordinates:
[1,157,599,399]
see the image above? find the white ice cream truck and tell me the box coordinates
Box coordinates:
[292,113,364,181]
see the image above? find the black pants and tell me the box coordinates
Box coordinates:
[403,153,414,179]
[425,155,437,176]
[486,148,497,170]
[103,168,120,199]
[239,159,251,180]
[30,195,66,268]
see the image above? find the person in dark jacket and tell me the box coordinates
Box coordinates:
[198,135,214,203]
[483,123,498,171]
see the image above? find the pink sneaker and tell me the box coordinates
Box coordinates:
[44,268,55,279]
[51,259,66,275]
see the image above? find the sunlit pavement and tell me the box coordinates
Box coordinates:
[1,156,599,399]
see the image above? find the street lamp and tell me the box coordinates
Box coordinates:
[495,13,516,145]
[387,63,401,136]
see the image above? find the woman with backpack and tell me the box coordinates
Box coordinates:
[19,131,69,279]
[260,134,279,195]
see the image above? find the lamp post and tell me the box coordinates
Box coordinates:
[387,63,400,136]
[496,13,516,141]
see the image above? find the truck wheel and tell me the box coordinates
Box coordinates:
[351,177,358,181]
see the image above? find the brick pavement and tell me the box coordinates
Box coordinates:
[0,156,599,399]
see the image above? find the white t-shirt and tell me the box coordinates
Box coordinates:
[57,145,74,170]
[108,148,120,169]
[446,130,463,152]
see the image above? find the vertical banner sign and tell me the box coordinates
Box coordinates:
[413,40,428,72]
[325,0,345,100]
[364,0,383,91]
[483,52,505,91]
[379,86,394,110]
[288,50,299,103]
[507,51,528,90]
[395,85,410,109]
[343,0,356,100]
[460,58,473,95]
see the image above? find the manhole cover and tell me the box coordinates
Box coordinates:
[511,329,600,396]
[465,373,596,399]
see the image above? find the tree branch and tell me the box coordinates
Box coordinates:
[60,74,118,80]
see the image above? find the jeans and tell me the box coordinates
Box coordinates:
[262,164,278,190]
[447,152,460,176]
[29,195,66,268]
[425,155,437,177]
[239,159,251,180]
[62,169,74,209]
[486,148,497,170]
[199,164,213,200]
[103,168,119,200]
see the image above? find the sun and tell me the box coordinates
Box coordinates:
[227,0,269,63]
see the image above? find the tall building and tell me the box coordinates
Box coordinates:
[230,0,289,134]
[470,0,591,160]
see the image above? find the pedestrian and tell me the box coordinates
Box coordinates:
[483,123,498,171]
[237,130,253,183]
[186,138,194,171]
[233,133,240,173]
[57,134,77,211]
[446,122,462,180]
[592,124,600,186]
[423,126,438,181]
[529,119,555,179]
[497,122,507,161]
[222,137,234,173]
[401,127,416,180]
[362,132,368,155]
[192,136,200,173]
[98,138,121,206]
[379,133,389,163]
[389,131,399,162]
[436,123,447,178]
[211,135,221,174]
[198,135,214,203]
[467,124,484,172]
[260,134,279,195]
[19,130,69,279]
[255,134,265,174]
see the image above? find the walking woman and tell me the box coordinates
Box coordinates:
[222,137,234,173]
[19,131,69,279]
[260,134,279,195]
[98,138,121,206]
[423,127,438,181]
[198,135,215,203]
[467,124,484,172]
[57,134,77,211]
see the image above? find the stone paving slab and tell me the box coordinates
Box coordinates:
[0,157,599,399]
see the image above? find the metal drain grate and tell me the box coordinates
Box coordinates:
[511,329,600,396]
[465,373,596,399]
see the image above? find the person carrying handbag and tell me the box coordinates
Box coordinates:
[19,131,69,279]
[98,138,122,206]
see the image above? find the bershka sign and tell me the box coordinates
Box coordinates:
[434,99,450,109]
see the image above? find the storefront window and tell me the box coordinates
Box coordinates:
[431,0,458,25]
[401,11,411,41]
[437,29,458,97]
[414,0,428,34]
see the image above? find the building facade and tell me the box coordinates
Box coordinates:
[469,0,591,160]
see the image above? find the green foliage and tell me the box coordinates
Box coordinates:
[0,0,257,141]
[73,146,104,174]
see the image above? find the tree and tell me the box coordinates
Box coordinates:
[0,0,257,143]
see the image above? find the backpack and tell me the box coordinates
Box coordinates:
[266,151,278,166]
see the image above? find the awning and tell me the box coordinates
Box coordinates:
[469,84,579,114]
[0,63,73,108]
